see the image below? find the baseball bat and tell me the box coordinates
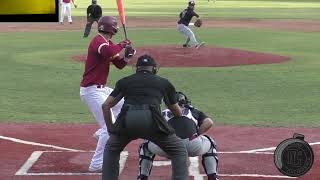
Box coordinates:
[116,0,128,39]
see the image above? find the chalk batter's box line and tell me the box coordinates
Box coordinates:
[15,150,296,179]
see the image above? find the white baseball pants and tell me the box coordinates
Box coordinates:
[60,2,72,23]
[80,85,124,171]
[177,23,199,47]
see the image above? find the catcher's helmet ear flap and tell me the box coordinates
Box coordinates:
[98,16,118,35]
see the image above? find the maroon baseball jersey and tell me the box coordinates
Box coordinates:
[80,34,127,87]
[63,0,71,3]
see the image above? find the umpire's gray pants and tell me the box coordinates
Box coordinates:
[102,109,189,180]
[177,24,199,47]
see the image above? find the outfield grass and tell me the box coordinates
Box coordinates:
[70,0,320,19]
[0,27,319,127]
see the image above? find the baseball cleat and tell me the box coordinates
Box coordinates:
[92,132,99,141]
[183,44,191,48]
[195,42,205,49]
[88,167,102,173]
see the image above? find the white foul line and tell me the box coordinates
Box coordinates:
[0,135,84,152]
[239,141,320,153]
[219,174,296,179]
[15,151,43,175]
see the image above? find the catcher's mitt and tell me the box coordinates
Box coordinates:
[194,19,202,27]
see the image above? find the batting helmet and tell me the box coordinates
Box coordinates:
[98,16,118,35]
[176,92,191,107]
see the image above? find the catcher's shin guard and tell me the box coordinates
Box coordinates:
[202,135,219,179]
[138,141,155,179]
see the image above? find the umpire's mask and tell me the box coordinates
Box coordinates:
[135,54,159,74]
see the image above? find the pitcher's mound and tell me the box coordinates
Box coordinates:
[72,45,290,67]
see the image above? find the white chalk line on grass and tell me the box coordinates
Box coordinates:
[240,141,320,153]
[0,135,84,152]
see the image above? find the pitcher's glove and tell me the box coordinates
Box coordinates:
[124,45,136,62]
[194,19,202,27]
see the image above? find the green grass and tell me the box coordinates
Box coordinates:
[0,27,320,127]
[70,0,320,19]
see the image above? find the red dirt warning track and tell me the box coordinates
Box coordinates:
[72,45,290,67]
[0,123,319,180]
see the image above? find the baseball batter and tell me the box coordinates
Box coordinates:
[59,0,76,24]
[138,92,219,180]
[177,1,204,48]
[80,16,135,172]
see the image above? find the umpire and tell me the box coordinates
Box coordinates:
[101,54,189,180]
[83,0,102,38]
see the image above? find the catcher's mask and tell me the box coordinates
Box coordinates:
[135,54,159,74]
[98,16,118,35]
[92,0,97,4]
[176,92,191,107]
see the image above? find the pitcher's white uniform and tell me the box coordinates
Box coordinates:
[60,0,74,24]
[80,33,129,172]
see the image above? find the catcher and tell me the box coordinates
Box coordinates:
[138,92,219,180]
[177,1,204,48]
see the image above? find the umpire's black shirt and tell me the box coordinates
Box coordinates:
[110,71,177,107]
[178,8,199,26]
[87,4,102,19]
